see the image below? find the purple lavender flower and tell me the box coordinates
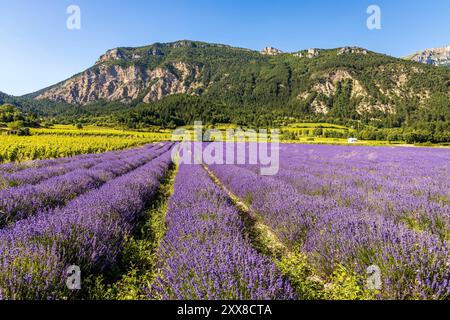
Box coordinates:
[150,163,296,300]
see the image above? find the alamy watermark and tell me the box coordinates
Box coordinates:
[171,121,280,176]
[66,5,81,30]
[367,5,381,30]
[66,265,81,290]
[366,265,382,290]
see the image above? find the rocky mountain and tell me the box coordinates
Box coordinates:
[27,40,449,121]
[405,45,450,67]
[35,60,201,105]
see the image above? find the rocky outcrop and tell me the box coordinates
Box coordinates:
[142,62,202,103]
[292,48,321,58]
[95,49,128,65]
[337,47,368,55]
[406,45,450,67]
[36,62,203,105]
[261,47,283,56]
[313,70,367,98]
[307,48,320,58]
[297,69,402,115]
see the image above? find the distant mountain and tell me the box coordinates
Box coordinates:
[405,45,450,67]
[26,40,449,124]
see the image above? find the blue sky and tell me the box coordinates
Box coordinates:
[0,0,449,96]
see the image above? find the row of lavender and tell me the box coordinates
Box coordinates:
[0,155,80,175]
[0,143,170,228]
[0,143,167,187]
[0,144,173,299]
[208,144,450,299]
[0,147,132,177]
[150,163,295,300]
[238,144,450,240]
[0,152,105,188]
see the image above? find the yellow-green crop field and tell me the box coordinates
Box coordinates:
[0,125,171,163]
[30,125,172,138]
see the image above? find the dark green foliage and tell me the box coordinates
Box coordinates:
[0,104,40,128]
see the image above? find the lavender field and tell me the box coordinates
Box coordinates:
[0,143,448,300]
[209,144,450,299]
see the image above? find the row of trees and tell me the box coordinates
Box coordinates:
[282,126,450,144]
[356,128,450,144]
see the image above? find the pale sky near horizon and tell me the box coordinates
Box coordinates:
[0,0,449,96]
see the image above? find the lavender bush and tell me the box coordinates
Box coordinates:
[0,146,173,299]
[0,144,171,227]
[209,143,450,299]
[150,163,296,300]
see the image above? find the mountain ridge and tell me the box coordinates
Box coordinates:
[0,40,447,137]
[17,41,450,102]
[29,40,449,117]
